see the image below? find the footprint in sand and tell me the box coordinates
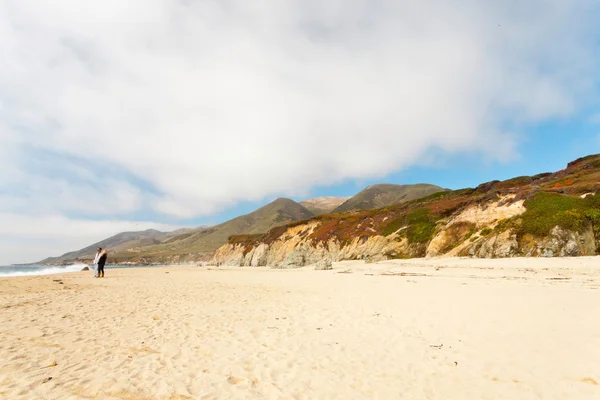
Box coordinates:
[581,377,598,385]
[227,376,245,385]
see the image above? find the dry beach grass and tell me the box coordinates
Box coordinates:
[1,258,600,399]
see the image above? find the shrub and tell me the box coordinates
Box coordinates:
[381,217,406,236]
[405,209,438,243]
[517,191,600,237]
[228,234,262,244]
[465,225,478,239]
[381,208,438,243]
[415,190,451,203]
[584,209,600,232]
[480,227,493,236]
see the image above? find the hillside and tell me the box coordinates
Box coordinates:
[40,229,193,264]
[300,196,349,215]
[332,183,447,213]
[213,154,600,267]
[108,197,314,264]
[45,198,316,265]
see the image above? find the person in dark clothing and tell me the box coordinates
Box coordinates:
[94,247,108,278]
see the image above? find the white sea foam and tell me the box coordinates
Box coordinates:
[0,264,90,277]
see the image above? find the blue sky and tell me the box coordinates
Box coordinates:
[1,0,599,264]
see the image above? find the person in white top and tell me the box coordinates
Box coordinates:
[93,247,108,278]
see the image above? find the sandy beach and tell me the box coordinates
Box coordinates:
[2,258,600,400]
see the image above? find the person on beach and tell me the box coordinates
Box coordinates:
[93,248,108,278]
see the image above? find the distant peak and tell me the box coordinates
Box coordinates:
[271,197,295,204]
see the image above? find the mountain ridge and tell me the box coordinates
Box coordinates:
[332,183,447,213]
[299,196,349,215]
[42,197,315,265]
[41,184,443,265]
[40,228,193,264]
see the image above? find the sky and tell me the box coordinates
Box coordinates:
[1,0,600,265]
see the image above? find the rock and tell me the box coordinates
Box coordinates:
[542,249,554,257]
[249,244,268,267]
[531,225,596,257]
[283,252,306,267]
[314,259,332,270]
[469,229,518,258]
[564,240,579,257]
[493,231,519,257]
[81,266,90,271]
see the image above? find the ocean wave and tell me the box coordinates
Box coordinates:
[0,264,90,277]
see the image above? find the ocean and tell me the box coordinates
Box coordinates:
[0,264,165,277]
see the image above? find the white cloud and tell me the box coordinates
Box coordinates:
[0,213,181,265]
[0,1,599,227]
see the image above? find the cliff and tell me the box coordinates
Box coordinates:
[212,155,600,267]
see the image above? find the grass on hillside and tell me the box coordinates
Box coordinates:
[518,191,600,237]
[382,208,439,243]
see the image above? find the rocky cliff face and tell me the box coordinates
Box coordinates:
[211,221,419,267]
[211,193,600,267]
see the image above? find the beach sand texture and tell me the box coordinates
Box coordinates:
[1,257,600,399]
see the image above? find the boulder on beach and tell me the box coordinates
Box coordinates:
[81,266,90,271]
[314,259,333,270]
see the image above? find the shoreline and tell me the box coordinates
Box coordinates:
[0,263,202,278]
[3,255,600,278]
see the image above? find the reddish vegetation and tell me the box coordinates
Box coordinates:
[228,155,600,250]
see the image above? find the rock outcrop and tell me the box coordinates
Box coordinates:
[212,221,418,267]
[314,259,333,270]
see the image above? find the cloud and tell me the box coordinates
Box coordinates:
[0,213,181,265]
[1,0,599,223]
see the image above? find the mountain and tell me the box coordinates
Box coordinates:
[107,197,314,264]
[41,184,451,265]
[332,183,447,213]
[41,228,195,264]
[43,198,315,265]
[300,196,349,215]
[213,154,600,267]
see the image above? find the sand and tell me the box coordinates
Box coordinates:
[1,257,600,399]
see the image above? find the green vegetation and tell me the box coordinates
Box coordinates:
[407,190,451,204]
[493,218,517,234]
[585,209,600,232]
[406,209,438,243]
[381,217,405,236]
[465,224,477,239]
[452,188,476,196]
[382,208,438,243]
[228,234,262,245]
[518,191,600,237]
[480,228,493,236]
